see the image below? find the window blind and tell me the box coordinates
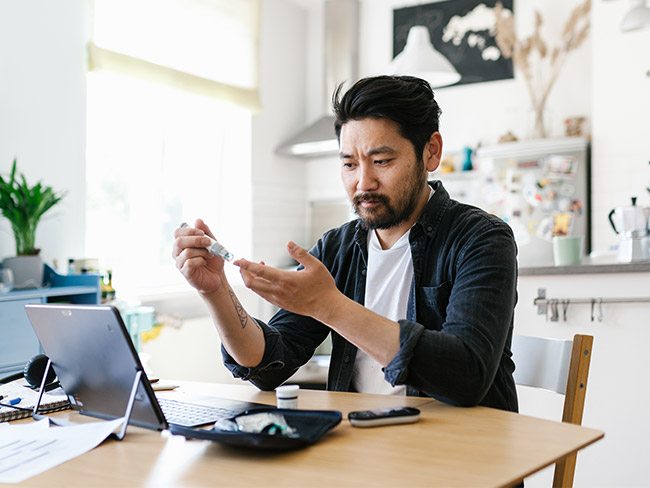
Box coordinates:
[88,0,260,110]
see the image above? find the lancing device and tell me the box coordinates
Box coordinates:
[180,222,234,261]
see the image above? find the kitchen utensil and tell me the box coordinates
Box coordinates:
[608,197,650,262]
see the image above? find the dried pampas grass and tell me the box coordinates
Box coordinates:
[495,0,591,138]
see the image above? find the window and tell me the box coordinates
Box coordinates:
[86,0,259,298]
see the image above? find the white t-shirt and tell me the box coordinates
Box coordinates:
[351,187,434,395]
[351,229,412,395]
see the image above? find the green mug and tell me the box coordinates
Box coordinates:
[552,236,584,266]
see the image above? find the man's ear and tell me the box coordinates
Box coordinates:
[424,132,443,173]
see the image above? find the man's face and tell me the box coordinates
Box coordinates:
[339,118,429,230]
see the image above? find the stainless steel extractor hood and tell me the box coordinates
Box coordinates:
[276,0,359,158]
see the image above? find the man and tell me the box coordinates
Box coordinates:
[173,75,518,412]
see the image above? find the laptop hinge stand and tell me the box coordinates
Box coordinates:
[32,357,53,420]
[112,370,143,441]
[31,358,75,426]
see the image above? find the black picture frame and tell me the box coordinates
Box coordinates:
[393,0,514,86]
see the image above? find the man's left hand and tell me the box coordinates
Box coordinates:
[234,242,339,321]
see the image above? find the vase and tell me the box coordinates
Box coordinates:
[528,104,550,140]
[2,255,44,289]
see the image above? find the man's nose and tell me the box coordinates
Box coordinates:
[357,164,379,192]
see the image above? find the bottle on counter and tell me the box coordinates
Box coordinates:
[101,270,116,303]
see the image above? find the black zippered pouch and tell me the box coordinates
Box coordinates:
[168,407,342,450]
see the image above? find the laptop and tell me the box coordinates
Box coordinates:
[24,303,266,430]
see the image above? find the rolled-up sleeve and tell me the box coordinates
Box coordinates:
[221,307,331,391]
[221,319,284,383]
[383,320,425,385]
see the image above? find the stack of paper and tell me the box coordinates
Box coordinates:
[0,417,125,483]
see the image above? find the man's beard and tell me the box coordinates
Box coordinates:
[352,161,427,230]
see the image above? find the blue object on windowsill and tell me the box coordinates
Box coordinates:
[462,146,473,171]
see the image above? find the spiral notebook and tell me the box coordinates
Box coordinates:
[0,382,70,422]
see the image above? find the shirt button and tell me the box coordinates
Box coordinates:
[343,355,351,363]
[427,225,433,232]
[361,269,366,276]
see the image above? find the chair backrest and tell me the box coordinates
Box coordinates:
[511,334,594,488]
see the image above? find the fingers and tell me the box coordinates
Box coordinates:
[287,241,316,267]
[172,223,216,279]
[172,221,213,259]
[173,250,208,278]
[173,220,213,240]
[235,258,276,281]
[235,259,289,295]
[172,234,212,260]
[194,219,217,240]
[239,268,274,294]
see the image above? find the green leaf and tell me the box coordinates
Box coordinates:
[0,159,66,255]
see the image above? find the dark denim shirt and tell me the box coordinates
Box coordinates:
[223,181,519,412]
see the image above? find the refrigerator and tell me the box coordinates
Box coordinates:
[439,137,591,267]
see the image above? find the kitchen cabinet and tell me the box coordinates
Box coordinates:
[514,264,650,487]
[0,264,100,376]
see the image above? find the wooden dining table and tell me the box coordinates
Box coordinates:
[11,382,603,487]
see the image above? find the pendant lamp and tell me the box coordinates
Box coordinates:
[390,25,461,88]
[621,0,650,32]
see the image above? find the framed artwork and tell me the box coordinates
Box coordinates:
[393,0,514,86]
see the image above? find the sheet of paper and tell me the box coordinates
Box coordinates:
[0,417,125,483]
[0,417,50,433]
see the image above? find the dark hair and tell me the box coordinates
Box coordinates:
[332,75,442,158]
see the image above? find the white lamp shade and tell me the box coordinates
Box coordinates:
[390,26,461,88]
[621,0,650,32]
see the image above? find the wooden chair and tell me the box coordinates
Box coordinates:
[511,334,594,488]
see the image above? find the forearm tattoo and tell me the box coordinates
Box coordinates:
[228,290,249,329]
[228,289,262,332]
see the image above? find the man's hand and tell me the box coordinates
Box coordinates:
[235,242,339,321]
[172,219,227,295]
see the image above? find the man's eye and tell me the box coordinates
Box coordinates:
[342,162,356,169]
[374,159,390,165]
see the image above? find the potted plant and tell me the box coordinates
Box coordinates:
[0,158,66,289]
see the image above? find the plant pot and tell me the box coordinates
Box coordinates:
[2,255,44,289]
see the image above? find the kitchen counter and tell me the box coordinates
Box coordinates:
[519,260,650,276]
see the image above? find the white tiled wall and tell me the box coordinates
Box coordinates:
[250,0,311,267]
[306,156,347,203]
[252,182,308,266]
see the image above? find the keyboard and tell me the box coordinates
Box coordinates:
[157,397,238,428]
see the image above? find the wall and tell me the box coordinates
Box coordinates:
[251,0,310,266]
[592,0,650,253]
[0,0,89,268]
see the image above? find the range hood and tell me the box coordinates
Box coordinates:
[276,0,359,158]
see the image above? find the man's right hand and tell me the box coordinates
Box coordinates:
[172,219,226,294]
